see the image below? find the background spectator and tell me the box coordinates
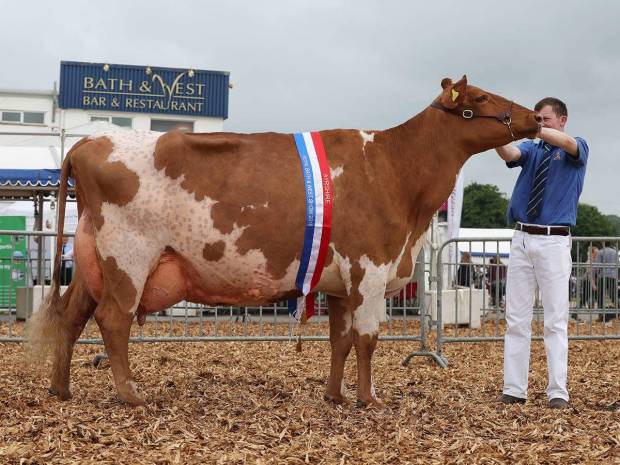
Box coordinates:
[457,252,474,287]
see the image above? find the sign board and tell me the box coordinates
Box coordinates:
[59,61,229,118]
[0,217,27,308]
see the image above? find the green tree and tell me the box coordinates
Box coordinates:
[461,183,510,228]
[461,183,620,239]
[604,214,620,235]
[572,204,616,237]
[571,204,617,261]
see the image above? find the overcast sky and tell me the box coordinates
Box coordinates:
[1,0,618,215]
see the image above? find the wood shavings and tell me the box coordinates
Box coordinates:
[0,321,618,464]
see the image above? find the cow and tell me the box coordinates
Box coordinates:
[27,76,541,407]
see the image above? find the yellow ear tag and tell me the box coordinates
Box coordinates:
[451,89,460,102]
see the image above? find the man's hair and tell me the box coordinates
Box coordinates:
[534,97,568,118]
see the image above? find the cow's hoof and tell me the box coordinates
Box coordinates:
[118,392,146,407]
[324,393,351,405]
[48,387,72,401]
[117,382,146,406]
[356,397,385,410]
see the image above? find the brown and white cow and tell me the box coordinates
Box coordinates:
[27,76,541,407]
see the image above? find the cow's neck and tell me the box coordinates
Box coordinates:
[381,108,480,226]
[390,106,484,164]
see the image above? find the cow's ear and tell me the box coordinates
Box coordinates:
[437,75,467,109]
[453,75,468,100]
[440,78,452,89]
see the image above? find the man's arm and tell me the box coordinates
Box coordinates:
[538,127,579,156]
[495,144,521,162]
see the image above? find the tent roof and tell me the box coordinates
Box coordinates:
[0,145,60,169]
[0,168,68,187]
[0,146,69,199]
[0,122,130,199]
[457,227,514,258]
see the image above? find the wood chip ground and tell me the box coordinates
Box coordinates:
[0,320,618,464]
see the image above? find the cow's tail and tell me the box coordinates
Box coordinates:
[25,141,79,365]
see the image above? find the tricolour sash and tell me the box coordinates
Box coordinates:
[288,132,333,320]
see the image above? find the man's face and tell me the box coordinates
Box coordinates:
[538,105,567,131]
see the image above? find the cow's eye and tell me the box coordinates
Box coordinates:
[475,95,488,103]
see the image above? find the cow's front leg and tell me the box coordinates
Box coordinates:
[350,266,388,409]
[353,330,381,408]
[324,295,354,404]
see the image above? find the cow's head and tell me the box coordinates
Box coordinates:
[433,75,542,152]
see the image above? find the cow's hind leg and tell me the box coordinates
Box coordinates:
[324,295,354,404]
[94,301,141,405]
[49,275,97,399]
[27,274,97,400]
[93,257,147,406]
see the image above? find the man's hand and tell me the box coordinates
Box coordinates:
[538,127,579,156]
[495,144,521,163]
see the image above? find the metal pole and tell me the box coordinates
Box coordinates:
[52,81,58,124]
[0,131,61,136]
[60,128,65,166]
[418,248,426,347]
[401,248,447,367]
[434,240,449,367]
[35,193,44,286]
[429,212,438,291]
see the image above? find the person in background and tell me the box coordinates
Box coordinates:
[60,237,74,286]
[578,245,598,310]
[457,252,474,287]
[594,242,619,322]
[487,256,507,307]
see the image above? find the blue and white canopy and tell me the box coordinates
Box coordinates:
[0,146,73,198]
[0,168,63,187]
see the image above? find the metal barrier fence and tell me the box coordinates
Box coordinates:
[430,236,620,367]
[5,230,615,367]
[0,230,441,363]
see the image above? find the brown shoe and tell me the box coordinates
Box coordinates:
[548,398,570,409]
[499,394,526,404]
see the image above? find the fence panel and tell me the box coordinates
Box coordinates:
[0,231,438,363]
[432,236,620,366]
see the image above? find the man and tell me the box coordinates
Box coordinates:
[495,97,588,409]
[594,243,619,321]
[578,245,598,310]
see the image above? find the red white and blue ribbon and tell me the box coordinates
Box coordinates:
[288,132,333,320]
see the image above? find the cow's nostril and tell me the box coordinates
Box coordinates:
[534,114,543,123]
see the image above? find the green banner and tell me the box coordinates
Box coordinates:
[0,216,27,308]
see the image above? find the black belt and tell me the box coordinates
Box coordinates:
[516,223,570,236]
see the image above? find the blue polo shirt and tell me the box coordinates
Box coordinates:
[506,137,588,226]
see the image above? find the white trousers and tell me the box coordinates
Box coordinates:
[503,230,572,401]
